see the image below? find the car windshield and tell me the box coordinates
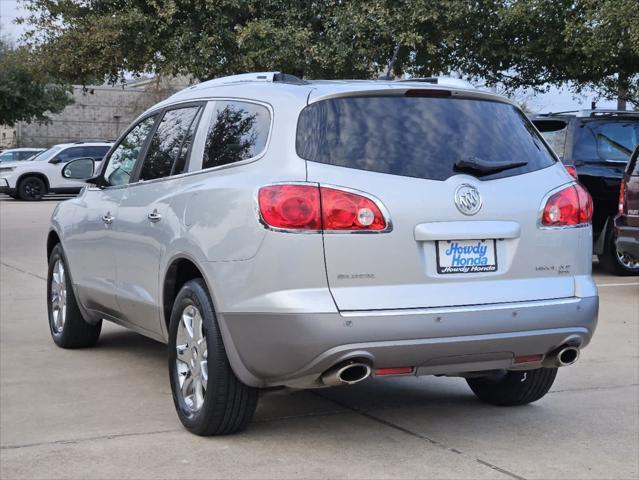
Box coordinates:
[573,119,639,163]
[297,95,556,181]
[30,146,63,162]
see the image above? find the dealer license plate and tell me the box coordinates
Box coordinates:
[436,239,497,274]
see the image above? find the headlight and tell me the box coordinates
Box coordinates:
[0,167,14,176]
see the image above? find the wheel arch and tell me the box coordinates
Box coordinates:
[17,172,50,191]
[161,254,264,387]
[47,229,61,260]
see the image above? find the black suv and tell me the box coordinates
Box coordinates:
[533,110,639,275]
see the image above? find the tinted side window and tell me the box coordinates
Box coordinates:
[56,147,85,162]
[297,96,556,181]
[103,116,157,187]
[139,106,200,181]
[573,120,639,163]
[84,146,110,160]
[202,101,270,169]
[534,120,568,160]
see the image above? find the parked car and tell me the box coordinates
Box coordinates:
[0,148,45,163]
[0,142,112,200]
[614,145,639,269]
[532,110,639,275]
[47,72,598,436]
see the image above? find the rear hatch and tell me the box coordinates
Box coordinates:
[299,90,582,311]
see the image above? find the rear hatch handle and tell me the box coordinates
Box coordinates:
[414,221,521,241]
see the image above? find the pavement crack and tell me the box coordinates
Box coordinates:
[313,392,527,480]
[548,383,639,394]
[0,261,46,281]
[0,428,181,450]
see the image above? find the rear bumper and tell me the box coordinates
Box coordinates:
[220,295,599,388]
[614,215,639,258]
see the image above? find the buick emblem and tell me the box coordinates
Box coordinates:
[454,184,482,216]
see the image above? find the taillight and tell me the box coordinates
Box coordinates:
[564,165,578,179]
[541,184,593,227]
[258,184,321,231]
[321,187,386,231]
[258,184,389,232]
[619,181,626,214]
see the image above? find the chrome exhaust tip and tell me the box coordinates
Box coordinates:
[544,345,580,367]
[321,360,372,386]
[557,346,580,366]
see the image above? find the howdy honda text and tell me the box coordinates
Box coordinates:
[437,240,498,274]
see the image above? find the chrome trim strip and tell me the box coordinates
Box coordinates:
[340,297,581,317]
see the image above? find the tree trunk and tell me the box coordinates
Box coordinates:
[617,97,627,111]
[617,73,628,111]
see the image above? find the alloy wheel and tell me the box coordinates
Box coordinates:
[50,259,67,333]
[24,179,43,199]
[616,248,639,271]
[175,304,208,413]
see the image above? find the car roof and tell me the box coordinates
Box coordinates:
[2,147,44,152]
[153,71,512,114]
[51,142,113,148]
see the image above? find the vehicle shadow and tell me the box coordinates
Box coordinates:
[93,327,487,435]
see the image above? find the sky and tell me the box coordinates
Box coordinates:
[0,0,621,113]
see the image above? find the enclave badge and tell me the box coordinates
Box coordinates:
[454,184,482,215]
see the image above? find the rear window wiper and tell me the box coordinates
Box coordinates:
[454,157,528,175]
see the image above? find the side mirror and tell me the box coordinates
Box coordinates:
[49,157,62,164]
[62,158,95,180]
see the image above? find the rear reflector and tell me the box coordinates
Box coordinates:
[541,183,593,227]
[375,367,414,376]
[513,354,543,364]
[258,184,389,232]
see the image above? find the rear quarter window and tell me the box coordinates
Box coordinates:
[296,96,556,181]
[533,120,568,160]
[201,100,271,170]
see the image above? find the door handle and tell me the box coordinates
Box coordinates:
[148,210,162,223]
[102,213,114,225]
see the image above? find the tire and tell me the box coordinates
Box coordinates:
[18,176,47,201]
[168,278,258,436]
[467,368,558,406]
[47,244,102,348]
[597,220,639,276]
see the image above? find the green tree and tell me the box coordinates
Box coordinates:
[457,0,639,109]
[0,41,73,126]
[18,0,474,82]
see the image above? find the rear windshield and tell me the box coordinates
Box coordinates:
[573,119,639,163]
[296,96,556,181]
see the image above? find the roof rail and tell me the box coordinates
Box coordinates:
[187,72,306,91]
[538,109,639,118]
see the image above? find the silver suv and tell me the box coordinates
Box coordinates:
[47,72,599,436]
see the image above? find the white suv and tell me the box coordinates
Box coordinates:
[0,142,112,200]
